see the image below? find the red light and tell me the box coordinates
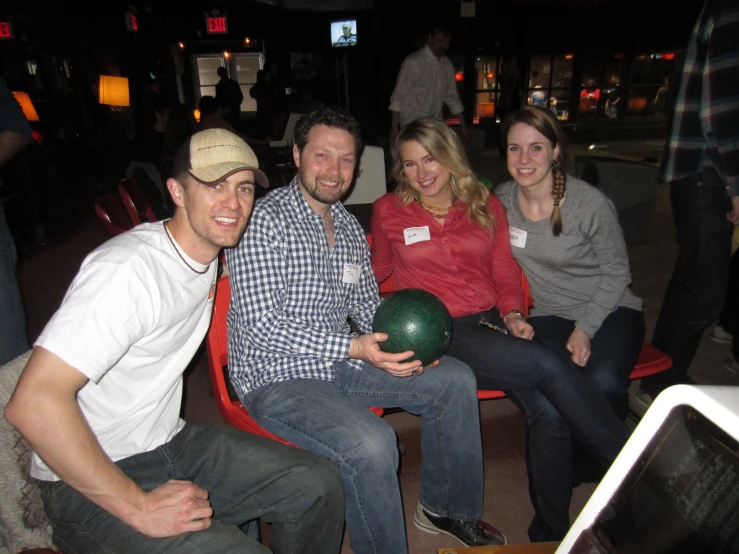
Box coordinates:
[32,130,43,144]
[455,71,464,82]
[206,17,228,34]
[662,53,675,60]
[0,21,14,39]
[131,14,138,31]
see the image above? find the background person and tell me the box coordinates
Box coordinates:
[370,117,628,542]
[388,21,468,146]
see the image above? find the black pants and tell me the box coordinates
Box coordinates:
[642,171,734,396]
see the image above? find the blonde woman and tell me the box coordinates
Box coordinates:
[370,117,628,542]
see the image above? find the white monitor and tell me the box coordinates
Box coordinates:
[331,19,357,47]
[558,385,739,554]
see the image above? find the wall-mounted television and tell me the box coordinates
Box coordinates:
[331,20,357,47]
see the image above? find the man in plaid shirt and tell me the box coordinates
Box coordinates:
[226,107,505,553]
[639,0,739,404]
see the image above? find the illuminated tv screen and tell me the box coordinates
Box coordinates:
[331,20,357,47]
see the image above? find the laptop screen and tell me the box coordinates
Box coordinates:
[573,405,739,554]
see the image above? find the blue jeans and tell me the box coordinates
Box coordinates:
[513,307,644,541]
[0,199,29,366]
[243,357,482,554]
[38,424,345,554]
[445,309,637,542]
[642,171,734,396]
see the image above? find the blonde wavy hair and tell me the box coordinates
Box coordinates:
[391,118,495,233]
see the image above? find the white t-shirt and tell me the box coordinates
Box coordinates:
[31,222,218,481]
[388,45,464,128]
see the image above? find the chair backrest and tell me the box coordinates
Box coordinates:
[343,145,387,206]
[94,192,134,237]
[118,178,158,225]
[205,276,292,443]
[269,112,306,148]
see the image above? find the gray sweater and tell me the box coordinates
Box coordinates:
[496,176,643,337]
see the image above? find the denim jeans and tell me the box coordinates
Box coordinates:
[0,199,29,366]
[445,308,638,542]
[244,357,482,554]
[642,171,734,396]
[510,307,643,541]
[38,423,345,554]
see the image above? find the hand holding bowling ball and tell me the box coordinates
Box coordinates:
[372,289,453,366]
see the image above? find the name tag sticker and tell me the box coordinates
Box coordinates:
[342,263,361,284]
[509,227,527,248]
[404,226,431,245]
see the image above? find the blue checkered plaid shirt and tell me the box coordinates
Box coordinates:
[660,0,739,196]
[226,179,381,397]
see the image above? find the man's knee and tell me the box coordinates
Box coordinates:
[435,355,477,393]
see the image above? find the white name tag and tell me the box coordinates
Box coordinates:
[509,227,528,248]
[342,263,361,284]
[404,226,431,245]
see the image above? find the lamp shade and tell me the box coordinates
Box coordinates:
[12,91,39,121]
[99,75,130,107]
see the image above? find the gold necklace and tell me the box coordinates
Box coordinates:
[163,222,211,275]
[415,195,452,219]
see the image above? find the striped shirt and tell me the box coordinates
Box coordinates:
[660,0,739,196]
[226,180,380,397]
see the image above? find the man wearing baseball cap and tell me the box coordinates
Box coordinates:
[6,128,345,554]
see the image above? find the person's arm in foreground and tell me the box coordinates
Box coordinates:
[5,348,212,537]
[0,77,33,169]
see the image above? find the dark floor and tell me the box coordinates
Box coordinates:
[14,138,739,553]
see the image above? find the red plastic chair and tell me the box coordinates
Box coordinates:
[118,178,158,225]
[205,276,384,446]
[365,233,673,400]
[94,192,134,237]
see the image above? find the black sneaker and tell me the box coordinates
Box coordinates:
[413,502,506,547]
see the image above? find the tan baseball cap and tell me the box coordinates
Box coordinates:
[173,128,269,188]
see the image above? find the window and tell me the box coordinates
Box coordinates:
[192,53,263,114]
[579,54,624,120]
[627,53,676,118]
[527,54,572,121]
[473,56,499,120]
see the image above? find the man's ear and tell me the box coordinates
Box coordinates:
[167,178,186,209]
[292,144,301,168]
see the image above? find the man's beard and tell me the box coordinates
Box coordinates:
[298,166,349,206]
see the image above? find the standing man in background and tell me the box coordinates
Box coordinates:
[0,76,32,366]
[216,67,244,131]
[388,22,469,146]
[638,0,739,405]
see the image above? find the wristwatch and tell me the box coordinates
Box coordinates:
[502,309,526,324]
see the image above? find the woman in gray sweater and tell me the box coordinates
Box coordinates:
[496,106,645,541]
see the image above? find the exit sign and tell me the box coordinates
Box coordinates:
[206,16,228,34]
[0,21,14,40]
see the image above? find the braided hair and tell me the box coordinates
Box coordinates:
[501,106,568,236]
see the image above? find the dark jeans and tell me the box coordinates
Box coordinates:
[718,248,739,357]
[38,423,345,554]
[0,199,29,366]
[445,309,632,542]
[642,171,734,396]
[511,307,644,542]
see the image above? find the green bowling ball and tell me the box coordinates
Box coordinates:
[372,288,453,366]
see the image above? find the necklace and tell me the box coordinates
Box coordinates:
[163,222,211,275]
[415,195,452,220]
